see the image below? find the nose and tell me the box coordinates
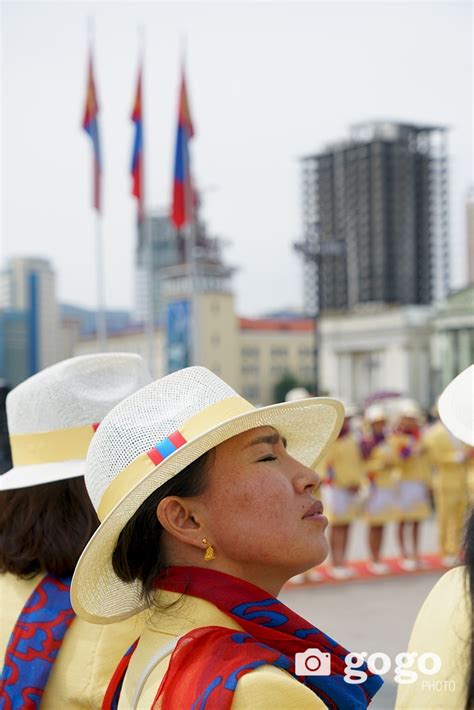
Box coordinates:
[292,458,321,494]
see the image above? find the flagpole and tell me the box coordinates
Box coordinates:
[181,42,199,367]
[139,27,155,377]
[86,19,106,351]
[96,212,107,349]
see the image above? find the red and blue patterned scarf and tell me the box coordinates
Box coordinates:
[104,566,383,709]
[0,574,75,709]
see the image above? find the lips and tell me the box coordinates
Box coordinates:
[303,500,324,519]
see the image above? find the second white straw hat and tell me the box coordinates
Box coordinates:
[0,353,151,490]
[438,365,473,446]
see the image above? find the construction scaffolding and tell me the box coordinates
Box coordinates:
[297,121,450,316]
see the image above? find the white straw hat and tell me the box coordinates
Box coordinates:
[365,405,387,423]
[0,353,151,490]
[395,399,422,421]
[284,387,311,402]
[438,365,473,446]
[71,366,344,624]
[339,401,358,418]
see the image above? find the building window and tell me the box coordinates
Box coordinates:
[210,300,220,314]
[243,385,260,401]
[241,364,259,376]
[271,347,288,359]
[241,347,259,359]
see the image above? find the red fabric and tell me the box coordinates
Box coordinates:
[171,181,186,229]
[149,567,381,709]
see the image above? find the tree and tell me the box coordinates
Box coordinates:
[273,371,300,404]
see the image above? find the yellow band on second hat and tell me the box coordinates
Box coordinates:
[97,395,255,522]
[10,424,97,466]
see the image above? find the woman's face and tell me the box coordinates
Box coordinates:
[196,425,328,590]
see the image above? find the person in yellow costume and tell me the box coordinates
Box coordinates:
[468,456,474,507]
[70,367,384,709]
[423,412,470,565]
[395,364,474,710]
[0,354,151,708]
[319,405,365,579]
[360,405,396,575]
[388,401,431,571]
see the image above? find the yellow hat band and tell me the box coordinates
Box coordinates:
[97,395,255,522]
[10,423,98,467]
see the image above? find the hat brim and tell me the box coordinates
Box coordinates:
[0,460,85,490]
[438,365,474,446]
[71,397,344,624]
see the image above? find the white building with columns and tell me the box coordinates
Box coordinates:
[319,304,434,407]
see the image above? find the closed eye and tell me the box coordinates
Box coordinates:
[258,455,277,462]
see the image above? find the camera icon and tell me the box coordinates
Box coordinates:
[295,649,332,676]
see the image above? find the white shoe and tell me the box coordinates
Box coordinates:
[399,558,417,571]
[306,569,324,582]
[367,562,389,575]
[329,566,355,580]
[289,573,307,584]
[442,556,458,567]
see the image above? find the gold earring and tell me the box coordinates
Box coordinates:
[202,538,215,561]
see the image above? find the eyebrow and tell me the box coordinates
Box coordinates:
[244,432,287,449]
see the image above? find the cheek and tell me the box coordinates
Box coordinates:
[208,475,297,543]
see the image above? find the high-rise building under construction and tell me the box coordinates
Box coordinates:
[299,121,450,315]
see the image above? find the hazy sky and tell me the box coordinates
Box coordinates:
[2,1,472,317]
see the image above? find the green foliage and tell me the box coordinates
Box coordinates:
[273,371,300,403]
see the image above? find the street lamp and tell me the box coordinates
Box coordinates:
[294,223,345,395]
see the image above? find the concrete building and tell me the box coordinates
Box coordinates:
[134,211,183,324]
[239,318,315,404]
[160,260,239,390]
[134,206,225,327]
[319,305,434,407]
[299,121,450,314]
[73,313,315,406]
[430,284,474,396]
[467,188,474,284]
[74,324,165,379]
[0,257,58,374]
[0,310,29,387]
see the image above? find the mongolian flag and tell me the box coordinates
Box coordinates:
[171,70,195,229]
[82,52,101,212]
[130,67,144,222]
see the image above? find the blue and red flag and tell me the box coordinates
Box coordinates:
[171,70,195,229]
[82,52,101,212]
[130,67,144,222]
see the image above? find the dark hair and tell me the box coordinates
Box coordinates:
[0,477,99,578]
[112,451,212,605]
[464,511,474,710]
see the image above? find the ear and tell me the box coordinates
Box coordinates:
[157,496,205,550]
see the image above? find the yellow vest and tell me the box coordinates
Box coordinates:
[0,572,145,708]
[423,421,468,493]
[388,432,431,485]
[319,435,364,488]
[119,590,326,709]
[363,438,396,489]
[395,566,470,709]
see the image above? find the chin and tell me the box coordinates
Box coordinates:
[312,540,329,567]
